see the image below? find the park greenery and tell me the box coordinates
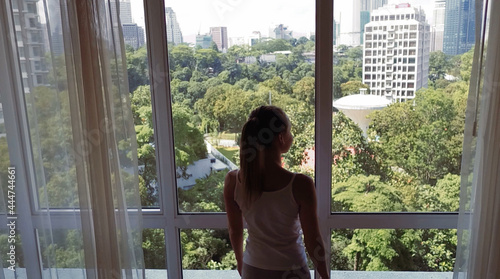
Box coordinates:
[0,34,472,271]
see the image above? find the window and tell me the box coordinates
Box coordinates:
[1,0,486,277]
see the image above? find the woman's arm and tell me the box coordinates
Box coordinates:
[294,174,330,279]
[223,170,244,275]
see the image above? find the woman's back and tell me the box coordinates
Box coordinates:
[232,170,307,270]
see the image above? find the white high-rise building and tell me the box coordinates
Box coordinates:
[362,3,430,102]
[165,7,183,45]
[431,0,446,52]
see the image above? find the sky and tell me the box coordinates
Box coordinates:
[130,0,435,44]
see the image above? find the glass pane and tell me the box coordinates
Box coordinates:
[331,1,470,212]
[331,229,457,273]
[122,1,159,209]
[143,229,167,277]
[37,229,85,278]
[10,0,78,209]
[167,0,316,213]
[10,0,155,209]
[180,229,238,278]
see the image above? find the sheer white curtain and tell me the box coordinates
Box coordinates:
[0,0,144,277]
[454,0,500,278]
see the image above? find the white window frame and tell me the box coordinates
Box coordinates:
[0,0,460,278]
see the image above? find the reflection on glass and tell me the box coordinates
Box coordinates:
[331,1,469,213]
[166,0,316,213]
[331,229,457,272]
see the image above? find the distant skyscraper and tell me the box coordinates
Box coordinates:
[269,24,293,40]
[360,11,370,44]
[443,0,477,55]
[362,3,431,102]
[210,27,228,51]
[165,7,183,45]
[361,0,387,12]
[110,0,133,24]
[431,0,446,52]
[123,23,145,49]
[196,34,213,49]
[360,0,387,44]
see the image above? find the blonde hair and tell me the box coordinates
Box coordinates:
[239,106,289,206]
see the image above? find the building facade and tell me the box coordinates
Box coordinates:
[431,0,446,52]
[123,23,145,49]
[11,0,48,93]
[210,27,228,52]
[362,3,430,102]
[165,7,183,45]
[195,34,213,49]
[443,0,476,55]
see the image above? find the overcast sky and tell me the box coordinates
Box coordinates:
[130,0,434,44]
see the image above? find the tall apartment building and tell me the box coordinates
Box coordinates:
[431,0,446,52]
[11,0,49,93]
[165,7,183,45]
[362,3,430,102]
[443,0,477,55]
[210,27,228,52]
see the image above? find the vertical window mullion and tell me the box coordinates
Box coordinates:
[143,0,182,278]
[315,0,333,277]
[0,0,42,277]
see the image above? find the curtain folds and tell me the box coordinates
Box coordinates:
[2,0,144,277]
[454,0,500,278]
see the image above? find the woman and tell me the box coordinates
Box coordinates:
[224,106,329,279]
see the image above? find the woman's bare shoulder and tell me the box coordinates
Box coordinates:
[224,169,239,187]
[292,174,315,203]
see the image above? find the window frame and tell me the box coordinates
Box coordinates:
[0,0,461,278]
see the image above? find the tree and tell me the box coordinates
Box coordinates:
[292,76,315,105]
[126,46,149,92]
[428,51,451,85]
[340,80,369,96]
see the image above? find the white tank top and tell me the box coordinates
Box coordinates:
[234,172,308,270]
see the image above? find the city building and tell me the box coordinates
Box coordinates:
[210,26,228,52]
[123,23,145,49]
[11,0,49,93]
[360,11,371,44]
[269,24,293,40]
[431,0,446,52]
[360,0,388,44]
[110,0,133,24]
[443,0,477,55]
[248,31,261,46]
[362,3,431,102]
[165,7,183,45]
[229,37,246,47]
[195,34,213,49]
